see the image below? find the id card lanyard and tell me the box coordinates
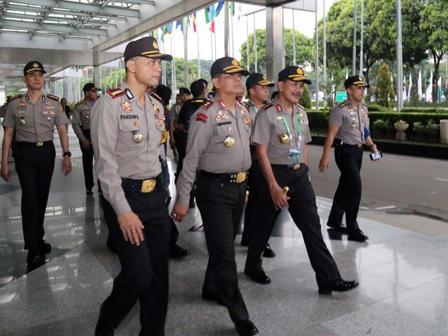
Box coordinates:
[280,113,302,148]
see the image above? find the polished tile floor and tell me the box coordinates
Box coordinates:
[1,130,448,336]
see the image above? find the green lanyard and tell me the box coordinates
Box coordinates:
[248,100,257,115]
[280,113,302,138]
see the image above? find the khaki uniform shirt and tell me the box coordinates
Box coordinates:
[0,104,7,118]
[242,100,257,137]
[329,99,369,145]
[2,92,68,142]
[253,97,312,165]
[72,99,95,141]
[90,83,166,216]
[176,94,252,206]
[170,103,182,129]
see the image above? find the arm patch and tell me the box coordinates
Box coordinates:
[107,88,125,99]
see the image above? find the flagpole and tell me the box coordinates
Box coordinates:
[253,14,257,72]
[184,16,189,87]
[231,5,235,57]
[197,14,201,79]
[246,15,249,72]
[225,2,229,56]
[293,9,296,66]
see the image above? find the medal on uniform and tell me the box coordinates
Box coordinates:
[133,131,143,143]
[279,133,290,144]
[85,115,90,119]
[153,104,160,113]
[47,117,51,121]
[224,136,235,148]
[20,118,25,125]
[351,123,356,128]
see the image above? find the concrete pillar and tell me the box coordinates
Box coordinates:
[63,76,70,100]
[93,66,100,86]
[266,6,284,88]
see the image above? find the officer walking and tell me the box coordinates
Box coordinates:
[244,66,358,295]
[91,37,172,336]
[1,61,72,267]
[72,83,101,195]
[171,57,258,336]
[318,76,378,242]
[241,73,275,258]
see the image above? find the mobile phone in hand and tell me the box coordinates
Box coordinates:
[370,150,383,161]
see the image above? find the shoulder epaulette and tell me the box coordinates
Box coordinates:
[75,101,83,107]
[296,103,306,111]
[200,100,214,110]
[361,102,367,107]
[9,94,21,101]
[241,102,250,109]
[339,102,347,107]
[261,103,273,110]
[107,88,125,99]
[148,91,165,105]
[47,94,59,101]
[191,98,206,104]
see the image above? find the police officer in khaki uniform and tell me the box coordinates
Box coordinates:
[319,76,378,242]
[1,61,72,267]
[171,57,259,336]
[244,66,358,295]
[91,37,172,336]
[72,83,101,195]
[241,73,275,258]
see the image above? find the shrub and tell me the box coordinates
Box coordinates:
[374,64,395,108]
[300,85,312,109]
[366,103,387,112]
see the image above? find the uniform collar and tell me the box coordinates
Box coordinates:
[213,93,239,111]
[120,83,136,101]
[273,97,300,115]
[23,91,45,103]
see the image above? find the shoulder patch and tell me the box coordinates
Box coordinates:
[200,100,214,110]
[9,94,21,101]
[47,94,59,101]
[148,91,165,105]
[339,102,347,107]
[196,113,208,124]
[261,103,273,110]
[107,88,125,99]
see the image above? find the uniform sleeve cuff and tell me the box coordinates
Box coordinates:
[176,194,190,207]
[112,202,132,217]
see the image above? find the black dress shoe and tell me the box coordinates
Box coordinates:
[319,279,359,295]
[95,323,114,336]
[244,269,271,285]
[235,319,259,336]
[86,189,94,195]
[106,238,117,254]
[201,290,225,306]
[38,240,52,254]
[348,230,369,242]
[241,239,249,247]
[27,248,45,265]
[169,244,191,258]
[262,243,275,258]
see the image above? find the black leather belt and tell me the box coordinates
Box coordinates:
[121,175,162,193]
[199,170,248,184]
[17,140,53,147]
[337,140,363,148]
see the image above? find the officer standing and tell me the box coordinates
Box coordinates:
[91,37,172,336]
[240,73,275,258]
[244,66,358,295]
[72,83,101,195]
[1,61,72,267]
[318,76,378,242]
[171,57,258,336]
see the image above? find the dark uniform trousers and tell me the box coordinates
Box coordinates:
[196,173,249,323]
[80,129,94,191]
[245,164,341,288]
[327,144,363,233]
[241,146,259,245]
[99,176,170,336]
[174,130,186,184]
[14,141,55,250]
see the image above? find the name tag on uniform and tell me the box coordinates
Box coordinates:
[217,121,231,126]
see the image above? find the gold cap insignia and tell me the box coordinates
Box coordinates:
[297,68,304,75]
[263,75,267,80]
[33,63,39,68]
[232,59,239,66]
[153,41,159,50]
[359,76,363,81]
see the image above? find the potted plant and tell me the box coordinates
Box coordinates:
[394,120,409,141]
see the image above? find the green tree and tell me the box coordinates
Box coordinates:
[299,85,312,109]
[374,64,395,107]
[240,29,314,73]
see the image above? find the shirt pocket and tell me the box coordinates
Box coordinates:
[118,120,143,149]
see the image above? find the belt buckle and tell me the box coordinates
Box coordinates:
[293,164,301,170]
[141,179,156,193]
[236,172,247,183]
[358,144,362,148]
[36,142,43,147]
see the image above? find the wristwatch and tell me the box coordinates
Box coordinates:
[63,151,72,158]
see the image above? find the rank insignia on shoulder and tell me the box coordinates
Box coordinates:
[147,91,165,105]
[261,103,273,110]
[47,94,59,101]
[241,102,250,109]
[75,101,82,107]
[339,102,347,107]
[107,88,125,99]
[296,103,306,111]
[196,113,208,123]
[200,100,214,110]
[9,94,21,101]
